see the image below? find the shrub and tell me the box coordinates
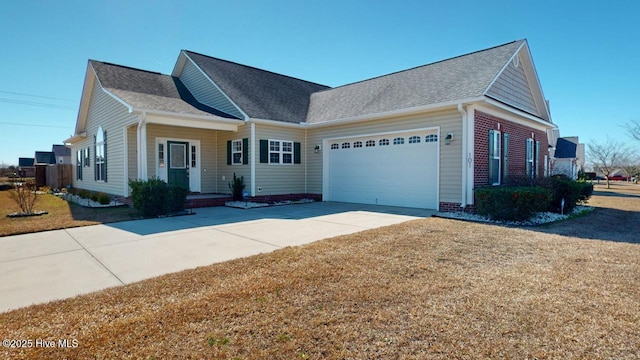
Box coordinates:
[228,173,245,201]
[97,192,111,205]
[545,175,592,214]
[8,182,40,215]
[475,186,551,221]
[128,178,188,217]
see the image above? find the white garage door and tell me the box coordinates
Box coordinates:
[325,130,439,209]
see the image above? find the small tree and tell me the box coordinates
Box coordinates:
[624,119,640,142]
[8,182,40,215]
[228,173,245,201]
[619,155,640,183]
[587,138,630,189]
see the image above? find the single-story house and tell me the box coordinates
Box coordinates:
[18,157,35,178]
[551,136,585,180]
[64,39,557,211]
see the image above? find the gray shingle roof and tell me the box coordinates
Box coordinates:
[52,144,70,157]
[306,40,525,124]
[554,138,577,158]
[90,61,237,119]
[34,151,55,165]
[184,51,330,123]
[19,158,34,167]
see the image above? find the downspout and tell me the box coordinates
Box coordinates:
[250,122,256,196]
[458,103,468,208]
[137,111,147,180]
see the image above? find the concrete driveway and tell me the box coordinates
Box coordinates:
[0,202,434,313]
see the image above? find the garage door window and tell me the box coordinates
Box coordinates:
[426,134,438,142]
[354,141,363,148]
[331,143,339,150]
[342,142,351,149]
[409,136,421,144]
[379,139,390,146]
[366,140,375,147]
[393,137,404,145]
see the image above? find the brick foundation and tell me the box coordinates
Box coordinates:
[439,202,476,213]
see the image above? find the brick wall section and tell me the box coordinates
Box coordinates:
[474,110,548,188]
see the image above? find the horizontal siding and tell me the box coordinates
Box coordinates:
[145,124,218,193]
[217,124,252,194]
[180,59,244,119]
[127,126,137,182]
[71,81,137,196]
[307,109,463,203]
[254,125,306,195]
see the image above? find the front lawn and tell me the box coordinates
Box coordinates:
[0,191,141,236]
[0,190,638,358]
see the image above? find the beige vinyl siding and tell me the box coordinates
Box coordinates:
[127,126,138,181]
[145,123,218,193]
[179,58,244,119]
[254,124,305,195]
[71,81,137,196]
[307,109,463,203]
[486,58,538,116]
[217,124,251,194]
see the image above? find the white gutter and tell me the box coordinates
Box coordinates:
[483,97,555,128]
[133,108,245,124]
[249,117,305,128]
[458,103,468,208]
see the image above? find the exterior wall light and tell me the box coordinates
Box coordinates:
[445,133,453,145]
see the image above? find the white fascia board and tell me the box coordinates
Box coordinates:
[519,41,552,121]
[482,98,556,131]
[74,62,98,135]
[101,88,134,112]
[248,118,304,128]
[182,52,249,121]
[171,51,188,77]
[484,41,527,94]
[141,111,242,131]
[306,97,485,128]
[63,132,87,145]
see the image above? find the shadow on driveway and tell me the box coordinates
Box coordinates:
[105,202,435,236]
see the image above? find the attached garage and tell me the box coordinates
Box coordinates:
[324,129,439,209]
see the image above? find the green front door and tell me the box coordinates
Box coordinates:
[167,141,189,190]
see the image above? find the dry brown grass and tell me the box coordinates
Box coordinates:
[1,190,639,359]
[0,191,141,236]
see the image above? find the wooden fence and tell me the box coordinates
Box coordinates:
[45,164,73,190]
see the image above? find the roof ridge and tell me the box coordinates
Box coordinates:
[312,39,523,94]
[90,60,164,76]
[182,50,330,88]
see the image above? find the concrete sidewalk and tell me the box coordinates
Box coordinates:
[0,202,433,313]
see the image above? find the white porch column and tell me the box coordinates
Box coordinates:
[250,122,256,196]
[137,113,148,180]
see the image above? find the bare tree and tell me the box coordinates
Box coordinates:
[624,119,640,142]
[587,138,630,189]
[619,155,640,183]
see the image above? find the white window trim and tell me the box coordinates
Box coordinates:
[96,127,105,182]
[268,139,294,165]
[490,130,501,186]
[231,139,243,165]
[526,138,534,179]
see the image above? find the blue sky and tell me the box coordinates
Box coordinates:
[1,0,639,165]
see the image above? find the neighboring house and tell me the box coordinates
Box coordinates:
[52,144,72,164]
[33,151,55,188]
[64,39,557,211]
[18,157,35,177]
[552,137,585,180]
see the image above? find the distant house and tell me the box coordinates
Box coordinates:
[52,144,71,164]
[65,39,559,211]
[552,137,585,180]
[18,157,35,177]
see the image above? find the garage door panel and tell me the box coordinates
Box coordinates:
[326,131,438,209]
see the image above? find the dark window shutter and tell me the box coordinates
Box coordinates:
[226,140,232,165]
[260,140,268,163]
[502,133,509,182]
[104,131,107,182]
[87,147,90,167]
[294,142,301,164]
[242,138,249,165]
[94,135,98,181]
[535,141,540,178]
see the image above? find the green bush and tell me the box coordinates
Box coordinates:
[128,178,188,217]
[228,173,245,201]
[475,186,551,221]
[97,192,111,205]
[545,175,592,214]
